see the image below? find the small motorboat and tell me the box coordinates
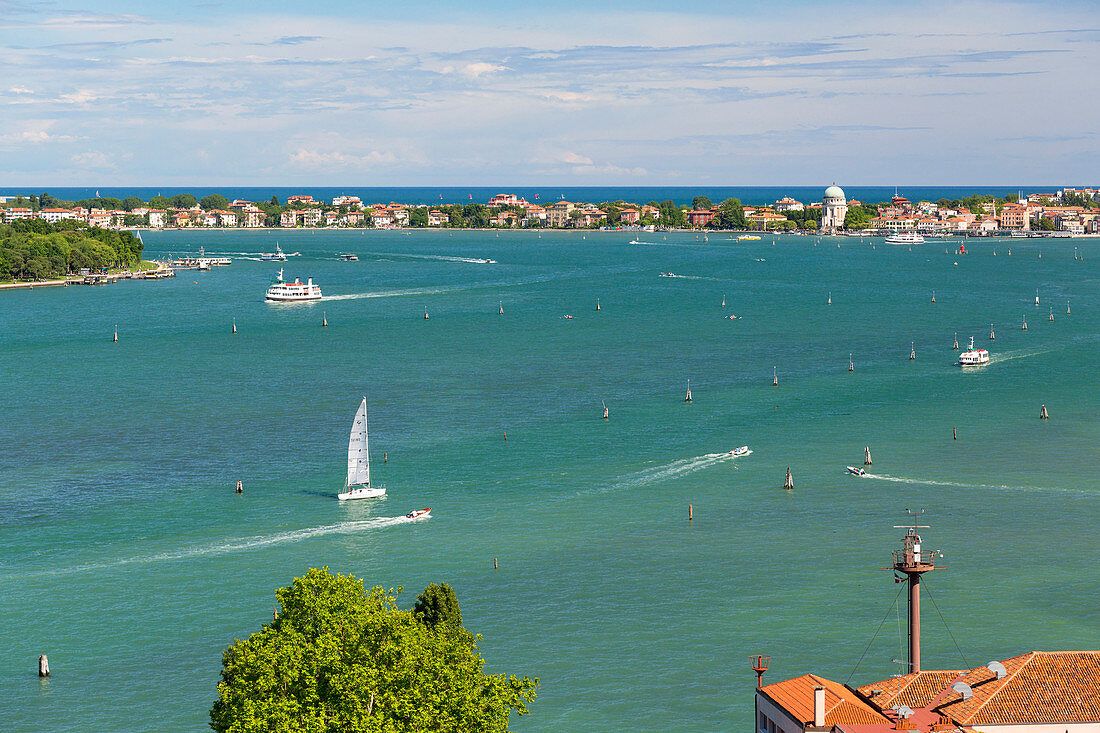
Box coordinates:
[339,253,359,261]
[846,466,866,476]
[659,272,676,277]
[728,446,751,457]
[563,314,574,320]
[726,314,739,320]
[481,258,497,264]
[405,507,431,520]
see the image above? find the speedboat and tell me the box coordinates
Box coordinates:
[885,232,925,245]
[958,336,989,366]
[659,272,676,277]
[405,507,431,520]
[628,239,641,244]
[846,466,866,476]
[737,235,761,241]
[728,446,751,457]
[261,243,287,261]
[265,269,322,302]
[726,314,739,320]
[338,253,359,261]
[480,258,497,264]
[562,314,574,320]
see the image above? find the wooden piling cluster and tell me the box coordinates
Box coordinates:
[1040,404,1049,420]
[784,467,793,491]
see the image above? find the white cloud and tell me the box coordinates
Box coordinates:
[71,151,112,167]
[462,62,507,78]
[288,148,399,169]
[58,89,98,104]
[9,86,34,94]
[560,152,593,165]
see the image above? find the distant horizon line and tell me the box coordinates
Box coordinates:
[2,184,1069,191]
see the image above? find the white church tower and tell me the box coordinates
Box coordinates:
[821,183,848,232]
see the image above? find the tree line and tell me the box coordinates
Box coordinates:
[210,568,537,733]
[0,219,144,281]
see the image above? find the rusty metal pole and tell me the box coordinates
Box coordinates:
[910,572,921,673]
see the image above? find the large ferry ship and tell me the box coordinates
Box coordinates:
[265,269,322,302]
[885,232,925,245]
[958,336,990,366]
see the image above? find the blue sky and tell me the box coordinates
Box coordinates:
[1,0,1097,185]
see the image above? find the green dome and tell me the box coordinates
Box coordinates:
[824,185,845,200]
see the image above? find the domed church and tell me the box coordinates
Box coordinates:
[821,184,848,231]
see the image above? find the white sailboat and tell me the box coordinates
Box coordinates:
[338,398,386,500]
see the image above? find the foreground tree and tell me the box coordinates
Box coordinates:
[210,568,537,733]
[413,583,463,631]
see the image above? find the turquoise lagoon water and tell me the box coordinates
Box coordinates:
[1,230,1098,731]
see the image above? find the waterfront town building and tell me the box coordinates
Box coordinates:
[546,201,575,227]
[821,185,848,231]
[774,197,804,213]
[753,525,1100,733]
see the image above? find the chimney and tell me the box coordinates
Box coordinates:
[814,686,826,728]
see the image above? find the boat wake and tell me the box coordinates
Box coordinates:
[16,515,417,578]
[861,473,1083,495]
[580,451,748,497]
[323,286,454,301]
[366,252,496,264]
[986,346,1057,365]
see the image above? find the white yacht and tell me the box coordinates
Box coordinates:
[958,336,990,366]
[728,446,751,457]
[338,397,386,501]
[260,243,287,261]
[885,232,925,245]
[846,466,867,476]
[265,269,322,302]
[338,253,359,261]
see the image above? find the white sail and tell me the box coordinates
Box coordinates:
[346,398,371,487]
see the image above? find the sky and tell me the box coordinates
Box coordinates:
[1,0,1098,186]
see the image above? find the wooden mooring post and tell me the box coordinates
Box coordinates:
[38,655,49,677]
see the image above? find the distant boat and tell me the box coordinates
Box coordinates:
[737,235,761,241]
[265,269,322,302]
[728,446,751,457]
[885,232,924,245]
[338,398,386,501]
[261,243,287,261]
[338,253,359,261]
[958,336,990,366]
[846,466,867,476]
[405,508,431,520]
[659,272,676,277]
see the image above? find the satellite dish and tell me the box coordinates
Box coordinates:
[951,682,973,700]
[986,661,1007,679]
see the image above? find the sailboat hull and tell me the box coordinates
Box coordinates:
[338,486,387,501]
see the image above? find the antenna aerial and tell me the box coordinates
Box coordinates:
[883,509,945,674]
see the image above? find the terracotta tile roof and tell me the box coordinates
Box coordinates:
[859,651,1100,727]
[938,651,1100,725]
[761,674,892,727]
[858,670,964,709]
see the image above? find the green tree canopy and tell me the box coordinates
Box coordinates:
[121,196,145,211]
[711,198,746,229]
[692,196,712,210]
[149,195,170,210]
[201,194,230,211]
[413,583,463,631]
[210,567,537,733]
[169,193,198,209]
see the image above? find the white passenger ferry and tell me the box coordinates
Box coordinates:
[265,269,322,302]
[885,232,925,245]
[958,336,989,366]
